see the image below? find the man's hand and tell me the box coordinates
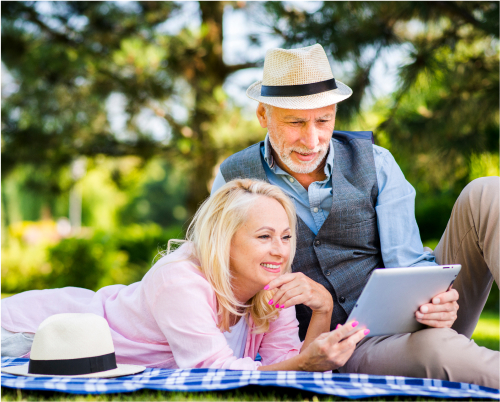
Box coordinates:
[265,272,333,314]
[415,288,459,328]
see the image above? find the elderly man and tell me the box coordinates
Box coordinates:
[211,44,499,388]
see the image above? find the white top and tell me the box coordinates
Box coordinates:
[223,317,249,359]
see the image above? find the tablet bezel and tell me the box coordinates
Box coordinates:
[345,264,461,337]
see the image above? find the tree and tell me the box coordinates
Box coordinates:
[1,1,262,218]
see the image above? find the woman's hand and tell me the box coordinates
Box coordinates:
[298,321,369,372]
[415,288,459,328]
[265,272,333,314]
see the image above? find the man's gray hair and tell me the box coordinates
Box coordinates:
[261,103,338,122]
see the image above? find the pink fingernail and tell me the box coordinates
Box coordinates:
[352,321,358,328]
[268,299,273,305]
[364,329,370,335]
[280,304,285,308]
[275,304,279,309]
[336,324,341,329]
[264,285,270,290]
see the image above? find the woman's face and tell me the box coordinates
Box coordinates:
[230,196,292,303]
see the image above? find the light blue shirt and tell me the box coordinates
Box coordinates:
[212,134,436,268]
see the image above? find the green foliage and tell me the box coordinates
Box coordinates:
[46,233,128,290]
[484,285,499,313]
[1,223,182,294]
[1,1,262,216]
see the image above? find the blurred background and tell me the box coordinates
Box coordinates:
[1,2,498,317]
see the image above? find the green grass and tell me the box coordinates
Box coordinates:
[471,311,500,350]
[2,388,496,401]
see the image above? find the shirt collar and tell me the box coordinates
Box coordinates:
[263,133,335,179]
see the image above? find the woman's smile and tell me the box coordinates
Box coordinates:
[260,262,282,273]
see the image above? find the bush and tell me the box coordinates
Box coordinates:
[1,223,184,293]
[46,234,129,290]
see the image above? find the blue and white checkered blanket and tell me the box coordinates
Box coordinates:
[2,357,498,399]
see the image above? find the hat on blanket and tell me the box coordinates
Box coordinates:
[246,44,352,109]
[1,313,145,378]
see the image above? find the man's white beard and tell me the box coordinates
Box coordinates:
[269,135,329,174]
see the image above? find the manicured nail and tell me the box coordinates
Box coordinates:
[264,285,270,290]
[336,324,341,329]
[364,329,370,335]
[268,299,273,305]
[421,306,428,313]
[275,304,279,308]
[352,321,358,328]
[280,304,285,308]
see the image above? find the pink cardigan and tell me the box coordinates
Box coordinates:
[2,243,303,370]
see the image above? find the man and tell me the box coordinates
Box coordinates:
[211,44,499,388]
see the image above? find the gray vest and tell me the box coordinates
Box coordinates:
[220,131,383,340]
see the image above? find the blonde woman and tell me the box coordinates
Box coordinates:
[2,179,367,371]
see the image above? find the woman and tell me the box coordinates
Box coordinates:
[2,179,368,371]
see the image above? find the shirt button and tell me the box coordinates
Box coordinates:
[325,270,331,276]
[289,177,295,183]
[314,240,321,246]
[339,296,346,303]
[313,207,319,213]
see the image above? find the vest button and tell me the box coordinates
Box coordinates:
[289,177,295,183]
[339,296,346,303]
[325,270,331,276]
[314,240,321,246]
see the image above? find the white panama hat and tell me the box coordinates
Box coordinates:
[247,44,352,110]
[1,313,146,378]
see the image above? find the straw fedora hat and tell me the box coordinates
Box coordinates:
[247,44,352,110]
[1,313,146,378]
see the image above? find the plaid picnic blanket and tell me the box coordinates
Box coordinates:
[2,357,499,399]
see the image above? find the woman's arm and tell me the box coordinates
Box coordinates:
[301,309,332,351]
[265,272,334,349]
[258,322,367,372]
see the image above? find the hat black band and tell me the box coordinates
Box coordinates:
[261,78,337,97]
[28,352,117,376]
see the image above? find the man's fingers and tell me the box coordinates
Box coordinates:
[417,318,453,328]
[415,311,456,321]
[432,288,459,304]
[419,302,456,314]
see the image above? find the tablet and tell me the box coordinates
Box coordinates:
[345,265,461,337]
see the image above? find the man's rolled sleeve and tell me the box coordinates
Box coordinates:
[373,145,437,268]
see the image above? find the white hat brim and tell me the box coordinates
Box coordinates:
[2,362,146,378]
[246,80,353,110]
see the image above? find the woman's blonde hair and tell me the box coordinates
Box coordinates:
[175,179,296,334]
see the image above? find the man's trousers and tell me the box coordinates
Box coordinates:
[339,176,500,389]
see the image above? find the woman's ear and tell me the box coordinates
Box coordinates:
[256,103,268,128]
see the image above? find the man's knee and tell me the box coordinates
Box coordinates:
[458,177,499,208]
[407,328,459,379]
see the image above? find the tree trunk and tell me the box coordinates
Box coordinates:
[185,1,227,217]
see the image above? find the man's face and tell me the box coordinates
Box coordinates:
[257,104,336,175]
